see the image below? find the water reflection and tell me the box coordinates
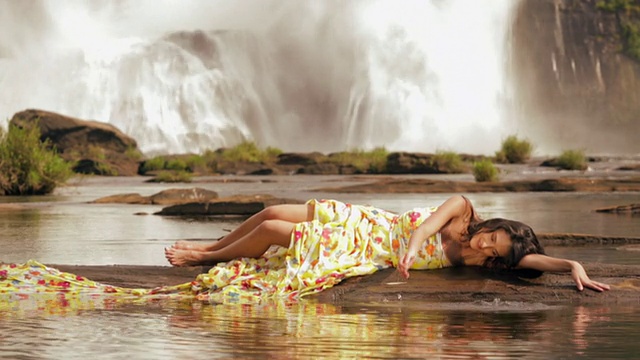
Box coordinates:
[1,177,640,358]
[1,294,638,359]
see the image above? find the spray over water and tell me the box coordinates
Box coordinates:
[0,0,519,155]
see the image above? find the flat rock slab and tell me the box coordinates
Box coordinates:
[314,177,640,193]
[155,194,304,216]
[90,188,219,205]
[52,262,639,305]
[595,203,640,215]
[314,265,640,305]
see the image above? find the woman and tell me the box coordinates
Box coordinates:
[165,195,610,301]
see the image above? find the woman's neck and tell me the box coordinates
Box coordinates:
[459,245,487,267]
[442,234,487,267]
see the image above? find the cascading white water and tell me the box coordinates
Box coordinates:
[0,0,520,155]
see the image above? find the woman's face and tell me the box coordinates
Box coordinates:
[469,229,512,258]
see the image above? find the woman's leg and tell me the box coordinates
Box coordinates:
[165,218,296,266]
[172,203,313,251]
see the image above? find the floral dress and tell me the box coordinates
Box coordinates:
[0,199,451,304]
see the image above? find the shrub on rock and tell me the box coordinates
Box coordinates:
[496,135,533,164]
[473,159,499,182]
[0,122,73,195]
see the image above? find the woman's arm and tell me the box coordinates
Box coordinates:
[517,254,610,292]
[398,195,467,279]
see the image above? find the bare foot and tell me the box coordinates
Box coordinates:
[165,247,209,267]
[171,239,219,251]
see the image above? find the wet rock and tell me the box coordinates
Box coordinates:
[149,188,219,205]
[91,193,151,205]
[314,265,640,305]
[618,164,640,171]
[155,194,304,216]
[540,158,589,171]
[616,245,640,252]
[50,262,640,305]
[530,179,575,191]
[277,152,324,165]
[595,203,640,215]
[315,177,640,193]
[90,188,219,205]
[297,163,341,175]
[538,233,640,246]
[385,152,438,174]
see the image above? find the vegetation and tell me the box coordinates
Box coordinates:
[125,146,143,161]
[165,158,189,171]
[597,0,640,61]
[219,141,282,163]
[139,156,167,173]
[326,147,389,173]
[597,0,640,13]
[495,135,533,164]
[555,150,588,170]
[0,122,73,195]
[431,151,464,173]
[472,159,499,182]
[139,141,284,175]
[94,162,118,176]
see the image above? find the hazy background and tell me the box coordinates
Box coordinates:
[0,0,637,156]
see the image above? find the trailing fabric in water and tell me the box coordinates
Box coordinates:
[0,200,447,305]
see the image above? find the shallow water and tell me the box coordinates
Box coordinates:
[1,175,639,359]
[0,175,639,266]
[1,298,639,359]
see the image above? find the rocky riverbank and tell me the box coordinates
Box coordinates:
[6,109,640,305]
[51,258,639,305]
[8,109,640,180]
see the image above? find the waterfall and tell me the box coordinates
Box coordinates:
[0,0,519,155]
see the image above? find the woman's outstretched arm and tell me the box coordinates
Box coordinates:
[398,195,467,279]
[517,254,610,292]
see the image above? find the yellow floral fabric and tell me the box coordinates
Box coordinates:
[0,199,450,304]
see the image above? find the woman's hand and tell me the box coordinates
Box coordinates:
[398,250,416,279]
[570,261,611,292]
[396,195,468,279]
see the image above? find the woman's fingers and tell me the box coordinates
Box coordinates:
[398,254,415,279]
[398,269,409,279]
[573,269,611,292]
[584,280,610,292]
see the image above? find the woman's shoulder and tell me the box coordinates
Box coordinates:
[435,195,470,216]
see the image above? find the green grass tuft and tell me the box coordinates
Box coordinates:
[496,135,533,164]
[555,150,588,170]
[326,147,389,173]
[472,159,499,182]
[0,122,73,195]
[220,141,282,163]
[431,151,464,173]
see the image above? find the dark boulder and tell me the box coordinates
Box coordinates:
[155,194,304,216]
[10,109,141,176]
[90,188,219,205]
[385,152,438,174]
[595,203,640,215]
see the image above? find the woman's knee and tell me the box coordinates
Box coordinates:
[255,219,295,246]
[259,204,311,222]
[256,219,291,234]
[259,205,285,220]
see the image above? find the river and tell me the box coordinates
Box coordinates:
[0,175,639,358]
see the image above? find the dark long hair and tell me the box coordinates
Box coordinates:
[467,218,545,278]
